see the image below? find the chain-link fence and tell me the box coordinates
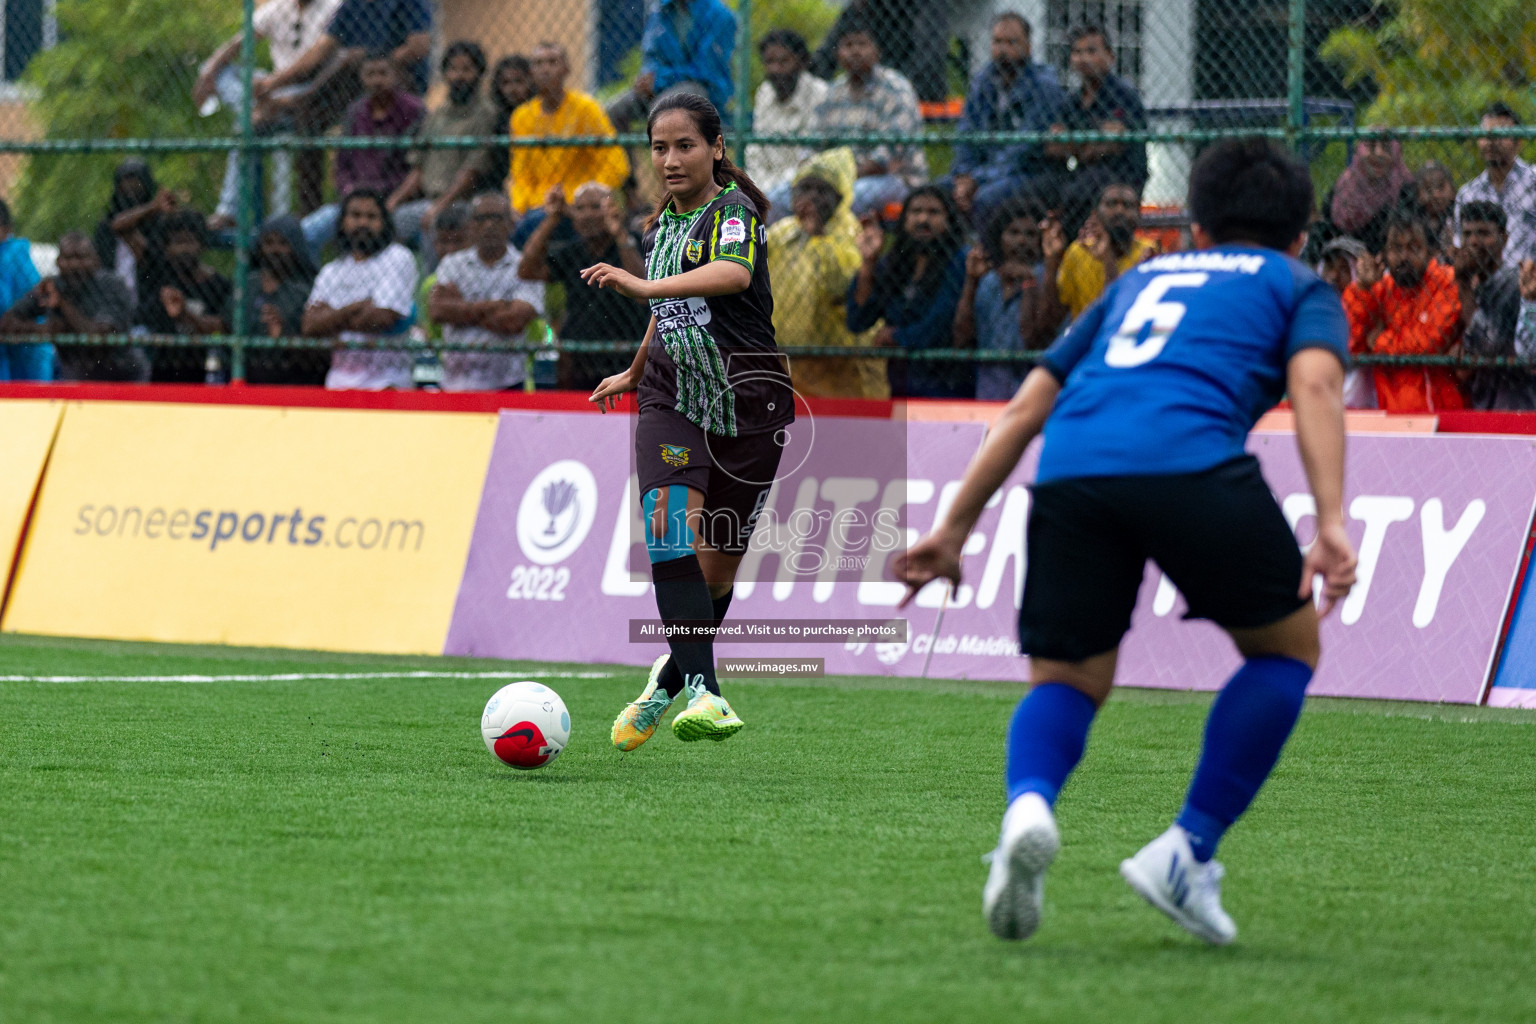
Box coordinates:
[0,0,1527,409]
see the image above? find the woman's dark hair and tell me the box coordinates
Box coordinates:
[338,187,396,247]
[758,28,810,63]
[1189,137,1314,250]
[885,183,965,293]
[441,40,487,77]
[644,92,771,229]
[982,197,1043,263]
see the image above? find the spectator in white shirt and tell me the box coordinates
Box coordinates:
[748,29,829,220]
[1455,101,1536,269]
[814,22,927,218]
[428,192,544,391]
[194,0,345,223]
[303,188,418,390]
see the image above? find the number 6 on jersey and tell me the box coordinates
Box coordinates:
[1104,272,1209,368]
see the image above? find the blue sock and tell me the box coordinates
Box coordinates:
[1176,655,1313,862]
[1005,683,1099,807]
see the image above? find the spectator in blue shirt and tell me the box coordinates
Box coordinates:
[954,199,1045,400]
[950,13,1067,231]
[847,184,971,398]
[1048,24,1149,238]
[0,198,45,380]
[607,0,736,131]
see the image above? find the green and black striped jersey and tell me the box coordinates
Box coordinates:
[637,183,794,437]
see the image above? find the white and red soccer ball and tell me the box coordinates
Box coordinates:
[481,682,570,770]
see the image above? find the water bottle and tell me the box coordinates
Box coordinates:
[410,326,442,389]
[530,319,558,390]
[204,347,227,385]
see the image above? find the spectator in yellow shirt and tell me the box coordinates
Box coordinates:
[508,42,629,247]
[766,147,889,399]
[1032,181,1158,342]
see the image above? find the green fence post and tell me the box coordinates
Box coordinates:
[1286,0,1307,151]
[228,0,257,383]
[732,0,752,165]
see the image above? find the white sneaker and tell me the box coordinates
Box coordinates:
[1119,826,1238,945]
[982,792,1059,941]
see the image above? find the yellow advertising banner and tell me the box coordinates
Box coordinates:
[0,400,63,597]
[4,402,497,654]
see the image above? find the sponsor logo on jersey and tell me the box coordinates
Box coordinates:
[659,444,691,467]
[685,238,704,263]
[720,217,747,244]
[653,296,712,334]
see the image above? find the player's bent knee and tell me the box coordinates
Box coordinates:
[1227,604,1321,670]
[641,485,696,563]
[1030,650,1118,706]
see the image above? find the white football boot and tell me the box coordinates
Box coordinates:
[982,792,1060,941]
[1119,825,1238,945]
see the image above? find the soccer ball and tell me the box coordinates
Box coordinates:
[481,682,570,770]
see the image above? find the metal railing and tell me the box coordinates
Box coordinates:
[0,0,1526,387]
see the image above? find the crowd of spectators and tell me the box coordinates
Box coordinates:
[1305,101,1536,413]
[0,3,1530,412]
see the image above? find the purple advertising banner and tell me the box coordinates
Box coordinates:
[446,412,1536,704]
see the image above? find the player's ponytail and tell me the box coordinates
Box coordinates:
[645,92,771,229]
[712,150,771,223]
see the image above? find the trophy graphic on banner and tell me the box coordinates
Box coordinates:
[543,479,576,537]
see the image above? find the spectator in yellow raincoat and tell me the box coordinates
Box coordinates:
[766,147,890,399]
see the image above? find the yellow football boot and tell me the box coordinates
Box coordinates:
[670,680,745,743]
[611,654,676,752]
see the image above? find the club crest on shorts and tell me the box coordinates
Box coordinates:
[685,238,704,263]
[720,217,747,245]
[659,444,691,467]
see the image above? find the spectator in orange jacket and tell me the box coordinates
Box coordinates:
[1342,213,1465,413]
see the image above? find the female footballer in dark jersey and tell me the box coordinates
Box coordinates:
[584,93,792,750]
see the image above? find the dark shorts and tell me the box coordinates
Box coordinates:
[634,406,786,556]
[1019,455,1308,662]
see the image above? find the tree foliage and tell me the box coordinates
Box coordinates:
[15,0,243,241]
[1321,0,1536,178]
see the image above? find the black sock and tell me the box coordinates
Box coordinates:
[656,657,684,698]
[652,554,720,696]
[656,585,734,698]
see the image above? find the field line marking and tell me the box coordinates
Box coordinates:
[0,670,616,684]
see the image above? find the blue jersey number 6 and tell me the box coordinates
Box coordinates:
[1104,272,1210,368]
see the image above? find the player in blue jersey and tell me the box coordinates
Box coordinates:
[896,138,1359,945]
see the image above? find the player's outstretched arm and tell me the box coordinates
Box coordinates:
[591,316,656,412]
[895,367,1061,606]
[1287,348,1358,615]
[581,260,750,300]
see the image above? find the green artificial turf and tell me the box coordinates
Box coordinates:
[1,634,1533,1023]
